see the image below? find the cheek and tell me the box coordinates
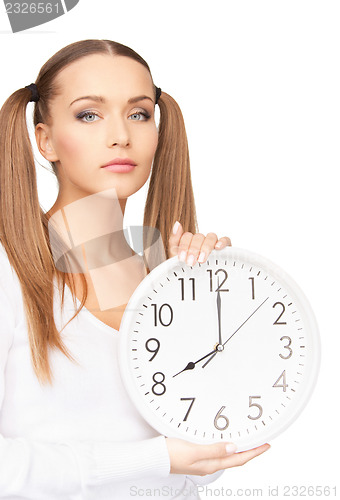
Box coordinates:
[132,132,158,188]
[142,129,159,161]
[54,130,87,162]
[151,135,159,158]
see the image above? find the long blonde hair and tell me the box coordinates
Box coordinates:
[0,39,198,385]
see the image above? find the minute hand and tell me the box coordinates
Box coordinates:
[217,286,222,345]
[202,296,269,368]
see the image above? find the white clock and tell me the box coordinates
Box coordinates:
[118,247,320,452]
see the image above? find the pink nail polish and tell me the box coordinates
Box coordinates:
[197,252,205,263]
[173,221,180,235]
[179,251,187,262]
[225,443,237,455]
[187,254,195,266]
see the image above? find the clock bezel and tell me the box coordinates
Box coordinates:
[118,247,321,451]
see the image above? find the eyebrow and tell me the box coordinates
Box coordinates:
[69,94,154,107]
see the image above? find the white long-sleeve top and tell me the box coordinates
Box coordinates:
[0,243,223,499]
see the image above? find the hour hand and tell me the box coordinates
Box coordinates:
[172,348,217,378]
[173,361,195,377]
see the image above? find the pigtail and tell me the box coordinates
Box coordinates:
[143,91,199,260]
[0,39,198,384]
[0,87,78,385]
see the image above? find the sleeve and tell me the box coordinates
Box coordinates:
[0,435,170,498]
[0,248,170,499]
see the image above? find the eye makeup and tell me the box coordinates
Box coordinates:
[75,109,151,123]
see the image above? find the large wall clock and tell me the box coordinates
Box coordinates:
[118,247,320,452]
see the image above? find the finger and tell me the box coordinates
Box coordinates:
[177,232,195,262]
[192,443,270,475]
[183,233,206,266]
[221,443,271,469]
[168,221,184,258]
[196,232,219,264]
[190,441,237,463]
[214,236,232,249]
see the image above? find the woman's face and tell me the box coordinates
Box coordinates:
[36,53,158,205]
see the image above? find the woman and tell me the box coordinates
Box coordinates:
[0,39,270,499]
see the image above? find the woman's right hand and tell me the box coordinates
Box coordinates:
[165,437,270,476]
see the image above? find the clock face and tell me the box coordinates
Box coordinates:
[118,247,320,451]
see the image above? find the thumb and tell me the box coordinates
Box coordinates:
[193,441,237,462]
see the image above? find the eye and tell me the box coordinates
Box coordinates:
[128,110,151,121]
[76,111,100,123]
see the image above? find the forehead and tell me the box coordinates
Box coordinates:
[53,54,154,102]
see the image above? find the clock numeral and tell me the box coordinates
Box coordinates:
[145,338,160,361]
[249,277,255,300]
[273,370,288,392]
[151,372,166,396]
[279,336,293,359]
[151,303,173,327]
[178,277,196,301]
[247,396,263,420]
[273,302,287,325]
[180,397,196,421]
[207,269,229,292]
[214,406,230,431]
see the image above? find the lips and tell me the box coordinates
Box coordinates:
[101,158,137,168]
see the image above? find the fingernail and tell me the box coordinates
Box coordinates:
[187,254,195,266]
[215,241,223,249]
[226,443,237,455]
[173,221,180,235]
[197,251,205,263]
[179,251,187,262]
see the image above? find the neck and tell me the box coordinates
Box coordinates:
[46,188,134,273]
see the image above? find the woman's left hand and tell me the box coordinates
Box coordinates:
[169,221,231,266]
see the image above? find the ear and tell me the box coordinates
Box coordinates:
[35,123,59,162]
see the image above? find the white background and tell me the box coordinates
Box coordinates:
[0,1,339,498]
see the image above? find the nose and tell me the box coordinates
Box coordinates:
[107,115,130,148]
